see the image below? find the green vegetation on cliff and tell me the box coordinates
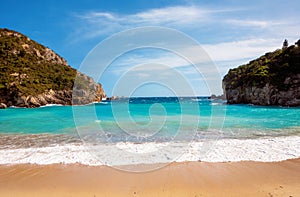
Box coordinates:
[0,28,76,97]
[223,40,300,106]
[224,41,300,91]
[0,28,105,108]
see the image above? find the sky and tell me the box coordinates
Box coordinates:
[1,0,299,96]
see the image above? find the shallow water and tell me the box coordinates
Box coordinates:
[0,97,299,165]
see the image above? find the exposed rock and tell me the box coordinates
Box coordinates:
[72,73,105,105]
[2,80,105,108]
[211,94,226,100]
[224,79,300,106]
[0,103,7,109]
[223,43,300,106]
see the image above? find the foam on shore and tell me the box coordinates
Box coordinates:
[0,135,299,166]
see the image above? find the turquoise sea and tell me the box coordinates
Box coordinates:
[0,97,300,166]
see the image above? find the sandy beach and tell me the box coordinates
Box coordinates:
[0,159,300,197]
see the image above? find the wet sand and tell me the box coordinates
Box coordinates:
[0,159,300,197]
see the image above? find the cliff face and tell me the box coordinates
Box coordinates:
[223,42,300,106]
[0,28,105,108]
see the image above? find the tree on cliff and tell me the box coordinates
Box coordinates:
[295,39,300,47]
[282,39,289,49]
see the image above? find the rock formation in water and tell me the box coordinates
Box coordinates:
[0,28,105,108]
[223,40,300,106]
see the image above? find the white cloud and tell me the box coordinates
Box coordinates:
[80,12,117,21]
[79,6,211,25]
[132,6,209,25]
[75,6,233,39]
[107,52,189,75]
[72,5,298,47]
[102,38,282,83]
[226,19,284,28]
[203,38,281,62]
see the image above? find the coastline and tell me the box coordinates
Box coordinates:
[1,159,300,196]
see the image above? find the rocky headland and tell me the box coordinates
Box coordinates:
[0,28,105,108]
[223,40,300,106]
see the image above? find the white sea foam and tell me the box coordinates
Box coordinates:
[0,136,300,166]
[40,104,64,108]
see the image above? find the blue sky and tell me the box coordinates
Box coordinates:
[1,0,299,96]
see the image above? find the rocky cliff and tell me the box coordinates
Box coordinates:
[0,28,105,108]
[223,41,300,106]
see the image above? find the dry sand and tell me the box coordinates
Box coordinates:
[0,159,300,197]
